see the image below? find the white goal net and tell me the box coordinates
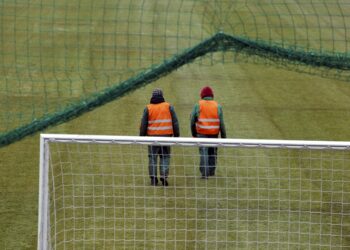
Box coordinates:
[38,134,350,249]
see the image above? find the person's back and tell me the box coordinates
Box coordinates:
[140,88,179,186]
[147,102,174,136]
[196,99,220,136]
[190,86,226,178]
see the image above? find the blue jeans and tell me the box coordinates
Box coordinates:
[197,134,218,177]
[199,146,217,177]
[148,145,171,179]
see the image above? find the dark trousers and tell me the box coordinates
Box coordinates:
[199,146,217,177]
[148,145,171,179]
[197,134,218,177]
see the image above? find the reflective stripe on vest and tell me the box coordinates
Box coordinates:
[147,102,173,135]
[196,100,220,135]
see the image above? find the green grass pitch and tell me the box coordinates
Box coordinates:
[1,0,350,249]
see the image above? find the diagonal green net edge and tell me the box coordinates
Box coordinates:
[1,32,350,147]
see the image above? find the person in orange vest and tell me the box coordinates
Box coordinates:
[190,86,226,178]
[140,88,180,186]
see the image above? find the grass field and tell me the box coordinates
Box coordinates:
[1,0,350,249]
[3,62,350,249]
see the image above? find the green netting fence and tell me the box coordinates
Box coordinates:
[1,0,350,147]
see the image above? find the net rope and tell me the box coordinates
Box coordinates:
[1,0,350,146]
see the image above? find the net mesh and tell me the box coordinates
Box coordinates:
[43,138,350,249]
[1,0,350,146]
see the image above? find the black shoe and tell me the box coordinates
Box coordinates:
[209,167,216,176]
[160,178,168,186]
[151,177,158,186]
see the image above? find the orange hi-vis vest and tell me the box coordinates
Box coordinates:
[196,100,220,135]
[147,102,174,136]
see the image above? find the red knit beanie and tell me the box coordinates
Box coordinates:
[200,86,214,98]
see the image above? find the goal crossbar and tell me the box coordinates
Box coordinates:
[39,133,350,149]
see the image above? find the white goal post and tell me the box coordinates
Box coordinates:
[38,133,350,249]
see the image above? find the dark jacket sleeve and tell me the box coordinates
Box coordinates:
[218,105,227,138]
[139,107,148,136]
[190,104,198,137]
[170,106,180,137]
